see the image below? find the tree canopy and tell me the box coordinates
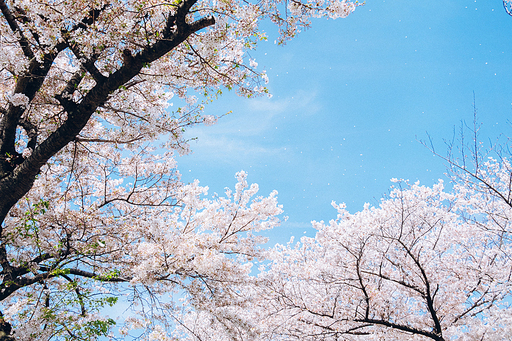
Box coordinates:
[0,0,356,339]
[1,0,512,341]
[259,161,512,340]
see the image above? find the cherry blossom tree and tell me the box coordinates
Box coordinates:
[259,168,512,340]
[0,0,359,339]
[258,127,512,340]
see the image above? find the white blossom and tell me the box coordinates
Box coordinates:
[203,115,217,126]
[21,148,32,158]
[9,93,29,108]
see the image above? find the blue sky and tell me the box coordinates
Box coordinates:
[178,0,512,244]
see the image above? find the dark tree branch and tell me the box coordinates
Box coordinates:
[0,0,34,60]
[0,44,64,175]
[361,269,423,294]
[0,270,56,301]
[65,268,129,282]
[12,6,44,49]
[19,117,38,151]
[355,318,445,341]
[61,274,87,316]
[68,4,110,33]
[396,238,443,337]
[55,66,86,112]
[75,136,144,144]
[66,45,106,83]
[424,145,512,209]
[0,246,13,281]
[59,66,87,100]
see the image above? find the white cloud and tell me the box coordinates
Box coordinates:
[181,90,321,165]
[186,132,282,165]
